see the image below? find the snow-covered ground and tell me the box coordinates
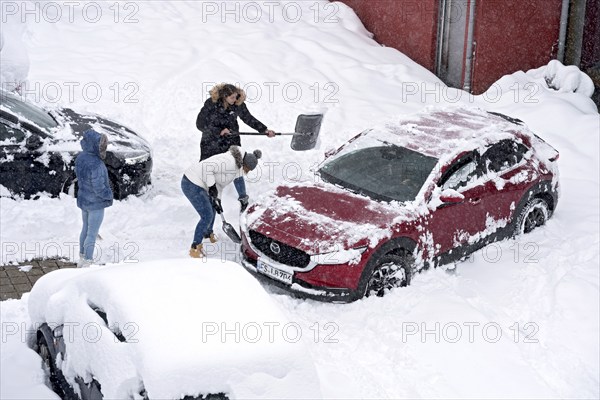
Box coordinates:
[1,1,599,398]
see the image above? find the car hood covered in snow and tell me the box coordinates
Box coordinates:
[27,260,321,399]
[245,183,418,254]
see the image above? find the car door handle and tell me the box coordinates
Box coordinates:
[469,197,481,205]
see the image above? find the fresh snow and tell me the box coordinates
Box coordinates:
[1,1,599,399]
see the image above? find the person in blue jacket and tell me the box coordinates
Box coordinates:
[75,129,113,268]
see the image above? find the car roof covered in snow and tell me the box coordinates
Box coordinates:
[368,106,532,159]
[28,259,320,399]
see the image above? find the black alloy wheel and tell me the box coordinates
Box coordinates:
[516,198,550,234]
[365,253,412,297]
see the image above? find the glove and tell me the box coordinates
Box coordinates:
[208,185,223,213]
[211,196,223,214]
[208,184,218,199]
[239,195,249,213]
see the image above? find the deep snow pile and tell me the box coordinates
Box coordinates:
[1,1,599,399]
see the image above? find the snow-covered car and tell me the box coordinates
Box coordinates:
[0,90,152,199]
[241,107,560,302]
[28,260,321,400]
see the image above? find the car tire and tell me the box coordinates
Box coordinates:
[364,253,413,297]
[36,333,64,396]
[107,173,119,200]
[514,197,550,235]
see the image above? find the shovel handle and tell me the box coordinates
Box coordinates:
[232,131,310,136]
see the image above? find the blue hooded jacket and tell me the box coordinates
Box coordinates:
[75,130,113,210]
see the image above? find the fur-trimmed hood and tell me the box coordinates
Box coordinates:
[209,83,247,105]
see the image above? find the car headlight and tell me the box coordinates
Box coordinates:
[122,151,150,165]
[310,246,367,265]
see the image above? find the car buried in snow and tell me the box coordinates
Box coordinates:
[0,90,152,200]
[241,107,560,302]
[28,260,321,400]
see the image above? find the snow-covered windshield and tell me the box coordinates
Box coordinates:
[0,92,58,131]
[319,137,438,202]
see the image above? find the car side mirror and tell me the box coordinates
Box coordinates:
[439,189,464,205]
[25,135,43,150]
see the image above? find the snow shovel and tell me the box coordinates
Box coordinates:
[234,113,324,151]
[218,211,242,244]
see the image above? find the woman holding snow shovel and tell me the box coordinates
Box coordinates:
[181,146,262,258]
[196,83,274,212]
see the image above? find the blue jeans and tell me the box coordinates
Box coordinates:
[234,176,246,199]
[79,208,105,260]
[181,175,216,247]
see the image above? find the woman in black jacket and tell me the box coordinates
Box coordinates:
[196,83,274,211]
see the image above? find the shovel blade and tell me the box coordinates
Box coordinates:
[290,113,323,151]
[222,222,242,244]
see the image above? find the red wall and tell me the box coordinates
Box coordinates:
[337,0,440,72]
[470,0,562,93]
[337,0,563,94]
[582,0,600,70]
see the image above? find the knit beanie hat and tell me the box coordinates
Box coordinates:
[243,149,262,171]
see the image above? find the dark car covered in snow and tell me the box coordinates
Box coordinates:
[29,260,321,400]
[241,107,560,302]
[0,90,152,199]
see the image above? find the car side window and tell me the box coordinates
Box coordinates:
[442,161,478,190]
[0,122,26,144]
[482,139,528,174]
[439,154,482,191]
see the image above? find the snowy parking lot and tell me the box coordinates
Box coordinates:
[1,1,599,399]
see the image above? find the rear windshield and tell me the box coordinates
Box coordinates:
[0,92,58,131]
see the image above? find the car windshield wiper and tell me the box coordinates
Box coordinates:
[320,170,396,203]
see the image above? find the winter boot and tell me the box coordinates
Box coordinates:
[189,244,205,258]
[79,259,92,268]
[205,233,217,243]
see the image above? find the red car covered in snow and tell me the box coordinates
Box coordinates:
[240,107,560,302]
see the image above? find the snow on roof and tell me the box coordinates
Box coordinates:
[370,106,529,159]
[28,259,321,399]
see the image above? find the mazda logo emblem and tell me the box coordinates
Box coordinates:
[270,242,281,254]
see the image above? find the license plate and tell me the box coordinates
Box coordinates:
[257,259,293,285]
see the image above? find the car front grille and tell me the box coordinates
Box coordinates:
[248,230,310,268]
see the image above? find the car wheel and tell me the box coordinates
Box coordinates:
[515,198,550,235]
[107,174,119,200]
[36,334,63,396]
[365,253,412,297]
